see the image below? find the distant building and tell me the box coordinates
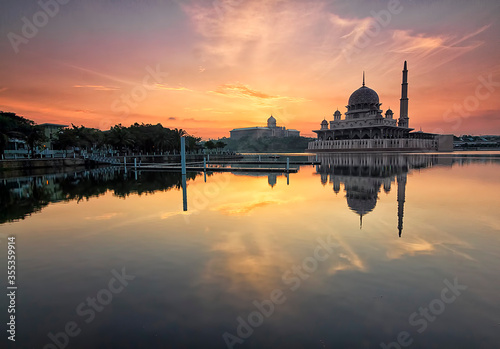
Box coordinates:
[40,123,68,150]
[308,62,453,152]
[230,116,300,140]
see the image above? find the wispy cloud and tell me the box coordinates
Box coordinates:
[73,85,119,91]
[154,83,193,92]
[209,83,307,103]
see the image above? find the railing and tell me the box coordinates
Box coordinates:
[308,139,437,151]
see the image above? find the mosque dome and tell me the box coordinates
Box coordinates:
[348,86,380,108]
[346,195,377,217]
[321,119,328,125]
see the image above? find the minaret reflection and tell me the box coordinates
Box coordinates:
[397,172,407,237]
[313,153,436,237]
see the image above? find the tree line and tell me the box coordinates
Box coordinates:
[1,111,226,156]
[0,111,46,156]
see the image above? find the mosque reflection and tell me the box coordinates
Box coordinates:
[1,153,498,228]
[312,153,425,237]
[310,153,500,237]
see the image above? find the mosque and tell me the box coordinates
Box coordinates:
[230,115,300,140]
[308,61,453,152]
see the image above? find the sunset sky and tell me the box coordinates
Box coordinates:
[1,0,499,138]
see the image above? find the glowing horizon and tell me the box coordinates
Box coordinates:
[1,0,499,139]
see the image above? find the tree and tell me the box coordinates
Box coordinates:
[185,136,202,151]
[215,141,226,149]
[25,125,47,156]
[0,111,36,156]
[105,125,134,152]
[204,140,216,149]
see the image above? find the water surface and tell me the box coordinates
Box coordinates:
[1,153,499,348]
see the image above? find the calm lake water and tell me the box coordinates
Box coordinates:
[1,153,499,349]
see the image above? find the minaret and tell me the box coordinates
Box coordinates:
[396,172,407,237]
[398,61,409,128]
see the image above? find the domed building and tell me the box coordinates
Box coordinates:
[230,115,300,140]
[308,61,453,151]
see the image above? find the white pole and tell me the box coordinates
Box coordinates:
[134,158,137,169]
[286,157,290,172]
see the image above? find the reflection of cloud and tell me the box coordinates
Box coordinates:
[214,194,305,216]
[386,239,436,260]
[160,211,194,219]
[386,237,475,261]
[215,200,279,215]
[200,230,290,296]
[73,85,118,91]
[327,236,366,273]
[85,213,121,220]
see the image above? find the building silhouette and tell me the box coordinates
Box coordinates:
[230,116,300,140]
[309,62,453,151]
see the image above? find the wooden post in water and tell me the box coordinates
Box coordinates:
[286,157,290,172]
[182,174,187,211]
[181,137,186,175]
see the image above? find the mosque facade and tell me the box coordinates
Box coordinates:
[308,61,453,152]
[230,116,300,140]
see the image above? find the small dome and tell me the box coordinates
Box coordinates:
[348,86,379,107]
[267,115,277,128]
[385,108,393,114]
[334,110,341,117]
[321,119,328,125]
